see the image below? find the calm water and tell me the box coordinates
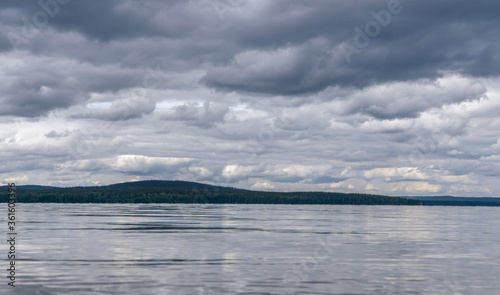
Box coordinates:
[4,204,500,294]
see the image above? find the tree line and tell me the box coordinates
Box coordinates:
[1,180,422,205]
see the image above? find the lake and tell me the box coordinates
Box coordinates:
[6,204,500,294]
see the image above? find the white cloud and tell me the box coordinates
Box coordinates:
[251,181,275,190]
[438,174,477,184]
[327,181,355,190]
[273,164,331,178]
[364,167,429,181]
[391,182,442,194]
[3,175,29,185]
[221,165,255,181]
[188,166,213,178]
[112,155,193,174]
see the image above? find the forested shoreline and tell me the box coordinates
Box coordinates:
[1,180,421,205]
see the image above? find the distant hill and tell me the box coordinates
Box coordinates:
[407,196,500,206]
[1,180,419,205]
[3,181,498,206]
[104,180,235,191]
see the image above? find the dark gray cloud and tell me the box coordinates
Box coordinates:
[0,52,141,117]
[200,0,500,94]
[3,1,499,93]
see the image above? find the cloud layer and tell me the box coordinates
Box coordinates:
[1,0,500,196]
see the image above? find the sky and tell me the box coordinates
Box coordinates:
[0,0,499,197]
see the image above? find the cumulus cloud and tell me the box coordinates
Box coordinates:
[188,166,213,179]
[251,181,275,191]
[364,167,429,181]
[4,175,29,184]
[221,165,256,182]
[112,155,193,175]
[391,182,442,194]
[328,181,355,190]
[273,164,331,178]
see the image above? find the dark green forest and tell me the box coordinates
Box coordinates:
[406,196,500,206]
[2,180,421,205]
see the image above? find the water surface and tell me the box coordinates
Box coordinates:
[6,204,500,294]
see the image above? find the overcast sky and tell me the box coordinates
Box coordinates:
[1,0,499,196]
